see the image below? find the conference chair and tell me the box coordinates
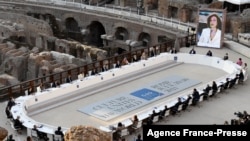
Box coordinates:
[120,128,129,137]
[54,134,63,141]
[31,129,39,141]
[25,90,29,96]
[152,115,159,123]
[10,120,22,134]
[197,95,204,108]
[162,109,171,121]
[132,120,143,134]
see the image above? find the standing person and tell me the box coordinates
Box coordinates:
[236,58,243,66]
[242,63,248,71]
[198,14,222,48]
[242,63,248,81]
[238,70,245,83]
[5,106,13,119]
[7,97,16,109]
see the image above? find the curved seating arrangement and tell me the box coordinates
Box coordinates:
[10,52,246,139]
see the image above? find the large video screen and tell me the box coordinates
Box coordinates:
[197,9,226,48]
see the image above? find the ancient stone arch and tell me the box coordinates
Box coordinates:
[85,21,106,47]
[138,32,151,47]
[114,27,129,41]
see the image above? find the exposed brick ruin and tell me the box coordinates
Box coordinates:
[0,12,107,88]
[64,126,111,141]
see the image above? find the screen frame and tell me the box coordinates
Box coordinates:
[196,8,226,48]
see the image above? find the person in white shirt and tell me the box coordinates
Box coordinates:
[198,14,222,48]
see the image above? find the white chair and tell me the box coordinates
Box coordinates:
[152,115,159,123]
[217,86,223,93]
[164,109,170,117]
[25,90,28,96]
[120,128,129,137]
[162,109,171,121]
[31,129,39,141]
[36,86,41,93]
[188,98,193,105]
[10,121,21,134]
[208,90,213,97]
[177,104,183,112]
[88,71,92,76]
[131,120,143,134]
[132,120,142,131]
[197,95,204,108]
[54,134,63,141]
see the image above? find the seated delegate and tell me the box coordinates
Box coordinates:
[54,126,64,141]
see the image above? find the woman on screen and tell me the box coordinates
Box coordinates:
[198,14,222,48]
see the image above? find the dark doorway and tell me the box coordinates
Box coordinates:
[85,21,106,47]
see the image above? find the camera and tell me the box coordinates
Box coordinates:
[234,112,244,118]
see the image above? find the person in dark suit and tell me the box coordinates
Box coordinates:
[182,95,192,110]
[228,74,238,88]
[223,53,229,60]
[189,47,196,54]
[132,54,138,62]
[14,116,24,129]
[5,106,13,119]
[136,134,143,141]
[113,122,125,140]
[206,50,212,56]
[211,81,218,96]
[102,64,108,72]
[115,60,121,68]
[6,135,15,141]
[170,48,177,54]
[192,88,200,106]
[52,82,56,88]
[223,78,230,90]
[7,97,16,109]
[170,97,183,115]
[203,84,211,100]
[32,125,48,141]
[91,69,98,75]
[66,75,72,83]
[238,70,244,83]
[159,105,169,119]
[149,110,158,122]
[54,126,64,141]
